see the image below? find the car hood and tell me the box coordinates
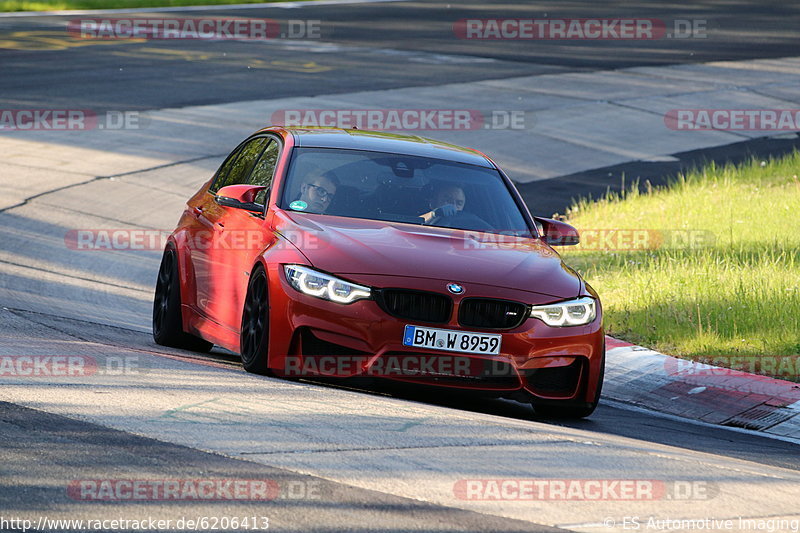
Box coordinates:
[274,211,582,299]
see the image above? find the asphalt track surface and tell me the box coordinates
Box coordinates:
[1,1,800,531]
[1,0,800,111]
[1,401,555,532]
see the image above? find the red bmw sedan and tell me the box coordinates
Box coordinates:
[153,127,604,417]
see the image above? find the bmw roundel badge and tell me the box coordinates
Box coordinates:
[447,283,464,295]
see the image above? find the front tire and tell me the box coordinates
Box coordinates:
[152,248,213,352]
[240,266,271,375]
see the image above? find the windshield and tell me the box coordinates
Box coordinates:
[280,147,533,236]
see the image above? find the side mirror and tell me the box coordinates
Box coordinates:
[534,217,580,246]
[215,184,267,212]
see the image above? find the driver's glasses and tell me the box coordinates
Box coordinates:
[309,183,335,200]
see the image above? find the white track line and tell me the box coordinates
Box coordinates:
[601,398,800,446]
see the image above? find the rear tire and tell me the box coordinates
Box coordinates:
[240,266,271,375]
[533,344,605,419]
[152,248,213,353]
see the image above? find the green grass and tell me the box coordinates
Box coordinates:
[0,0,301,11]
[560,152,800,378]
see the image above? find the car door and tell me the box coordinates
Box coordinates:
[184,141,242,317]
[214,138,281,330]
[189,136,269,325]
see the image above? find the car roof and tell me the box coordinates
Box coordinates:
[281,127,495,168]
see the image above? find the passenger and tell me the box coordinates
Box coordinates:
[419,184,465,223]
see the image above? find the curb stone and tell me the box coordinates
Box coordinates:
[604,336,800,438]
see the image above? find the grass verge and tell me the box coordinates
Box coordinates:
[0,0,299,12]
[560,152,800,379]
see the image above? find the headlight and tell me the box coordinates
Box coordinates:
[530,297,597,327]
[283,265,371,304]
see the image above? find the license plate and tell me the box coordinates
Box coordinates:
[402,325,502,355]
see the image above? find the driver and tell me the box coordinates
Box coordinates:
[419,184,465,223]
[296,172,339,214]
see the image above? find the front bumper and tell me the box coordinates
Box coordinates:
[265,265,604,403]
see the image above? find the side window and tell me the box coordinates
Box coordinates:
[247,140,280,205]
[209,145,243,194]
[210,137,268,194]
